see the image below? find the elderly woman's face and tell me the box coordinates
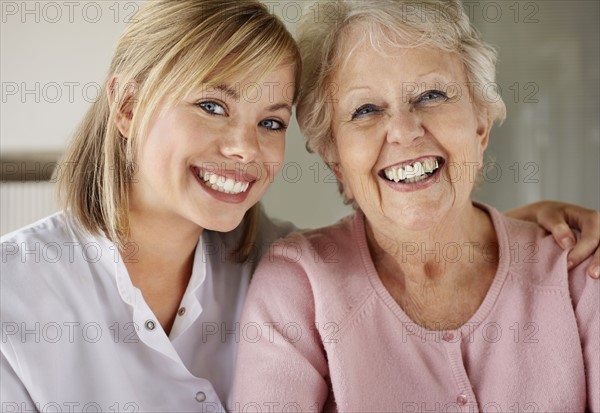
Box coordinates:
[331,31,492,232]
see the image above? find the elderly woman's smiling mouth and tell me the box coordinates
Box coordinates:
[379,155,446,191]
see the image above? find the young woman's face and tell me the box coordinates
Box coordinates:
[130,63,295,232]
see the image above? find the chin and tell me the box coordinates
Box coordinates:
[200,213,247,233]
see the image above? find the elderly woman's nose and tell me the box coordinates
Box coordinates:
[220,124,260,162]
[386,110,425,146]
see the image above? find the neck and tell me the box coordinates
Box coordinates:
[366,202,497,284]
[366,202,500,330]
[125,208,202,282]
[122,209,203,335]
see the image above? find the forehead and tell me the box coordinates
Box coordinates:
[201,62,296,101]
[241,62,296,87]
[204,55,295,83]
[333,24,466,89]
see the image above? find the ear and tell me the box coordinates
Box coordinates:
[475,107,493,164]
[106,75,136,138]
[331,161,354,201]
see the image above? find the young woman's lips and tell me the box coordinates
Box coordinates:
[191,167,254,204]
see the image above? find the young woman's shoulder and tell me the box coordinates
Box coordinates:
[1,212,69,244]
[2,212,81,276]
[1,211,103,268]
[1,211,115,321]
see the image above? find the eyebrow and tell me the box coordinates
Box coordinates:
[211,84,240,101]
[266,102,292,115]
[338,86,372,107]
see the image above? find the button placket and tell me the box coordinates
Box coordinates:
[443,334,479,412]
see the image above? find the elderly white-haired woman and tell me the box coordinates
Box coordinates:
[232,0,599,411]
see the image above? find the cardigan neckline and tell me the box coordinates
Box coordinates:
[353,201,512,340]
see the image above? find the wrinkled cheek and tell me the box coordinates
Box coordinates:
[361,175,378,197]
[343,141,373,165]
[341,161,378,204]
[347,173,376,208]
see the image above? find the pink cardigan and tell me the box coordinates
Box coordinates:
[231,204,599,412]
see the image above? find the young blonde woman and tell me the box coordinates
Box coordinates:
[1,1,299,410]
[0,0,597,411]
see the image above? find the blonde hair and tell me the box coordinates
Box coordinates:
[296,0,506,165]
[58,0,301,261]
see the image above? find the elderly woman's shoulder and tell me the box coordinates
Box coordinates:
[500,213,588,289]
[251,212,371,325]
[502,214,565,255]
[265,213,358,265]
[502,214,552,243]
[254,211,368,298]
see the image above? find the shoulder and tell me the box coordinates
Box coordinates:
[485,204,570,288]
[485,204,594,309]
[266,212,357,264]
[1,212,113,322]
[1,211,107,265]
[1,211,85,272]
[250,213,372,324]
[2,211,70,245]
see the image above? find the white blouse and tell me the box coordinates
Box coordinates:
[1,210,294,411]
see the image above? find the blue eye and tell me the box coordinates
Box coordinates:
[351,104,381,120]
[260,119,286,132]
[198,101,226,115]
[417,90,448,104]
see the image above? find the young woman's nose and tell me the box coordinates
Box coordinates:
[220,123,260,162]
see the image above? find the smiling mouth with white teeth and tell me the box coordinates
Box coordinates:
[192,168,251,195]
[381,156,444,184]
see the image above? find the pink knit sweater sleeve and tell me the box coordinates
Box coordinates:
[231,235,330,412]
[570,260,600,412]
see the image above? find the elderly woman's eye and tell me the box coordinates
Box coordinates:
[351,104,380,120]
[198,101,227,115]
[260,119,287,132]
[417,90,448,104]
